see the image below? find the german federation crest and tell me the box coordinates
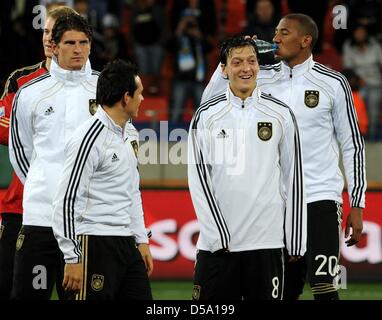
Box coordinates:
[258,122,272,141]
[89,99,98,115]
[192,285,201,300]
[91,274,104,291]
[304,90,319,108]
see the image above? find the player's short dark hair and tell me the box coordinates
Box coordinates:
[96,59,139,107]
[52,13,92,44]
[219,36,260,65]
[283,13,319,49]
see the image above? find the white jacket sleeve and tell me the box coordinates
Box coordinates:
[129,183,148,245]
[129,159,149,244]
[332,75,366,208]
[187,115,231,252]
[280,109,307,256]
[201,63,228,104]
[125,127,149,244]
[8,89,34,184]
[52,132,99,264]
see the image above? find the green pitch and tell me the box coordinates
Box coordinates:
[151,281,382,300]
[51,281,382,300]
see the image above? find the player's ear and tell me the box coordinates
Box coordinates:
[123,91,131,105]
[301,35,312,49]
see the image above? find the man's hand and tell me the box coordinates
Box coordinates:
[242,35,257,42]
[288,255,302,263]
[63,263,83,292]
[345,207,363,246]
[137,243,154,277]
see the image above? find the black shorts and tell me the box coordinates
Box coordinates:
[75,235,152,300]
[193,248,284,300]
[0,213,22,300]
[283,200,342,299]
[11,225,65,300]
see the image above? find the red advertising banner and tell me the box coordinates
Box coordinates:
[144,190,382,280]
[1,189,381,280]
[142,190,197,279]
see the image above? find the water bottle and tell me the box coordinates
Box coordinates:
[254,39,278,54]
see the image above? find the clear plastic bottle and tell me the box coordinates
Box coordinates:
[254,39,278,53]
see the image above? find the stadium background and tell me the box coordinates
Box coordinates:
[1,0,382,299]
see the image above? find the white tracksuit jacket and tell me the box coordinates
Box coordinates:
[188,86,307,255]
[52,107,148,263]
[9,58,99,227]
[202,56,366,208]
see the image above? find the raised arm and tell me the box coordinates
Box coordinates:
[201,63,227,104]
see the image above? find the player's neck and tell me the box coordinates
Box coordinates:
[229,84,256,101]
[103,105,128,129]
[285,51,311,68]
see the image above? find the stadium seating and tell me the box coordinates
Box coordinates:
[135,96,169,122]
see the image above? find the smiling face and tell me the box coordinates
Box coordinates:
[221,45,259,100]
[52,30,91,70]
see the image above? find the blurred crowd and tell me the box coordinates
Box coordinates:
[0,0,382,140]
